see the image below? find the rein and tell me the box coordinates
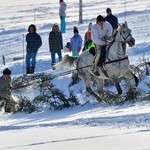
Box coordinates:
[106,26,130,64]
[122,33,132,41]
[104,56,128,65]
[14,65,92,89]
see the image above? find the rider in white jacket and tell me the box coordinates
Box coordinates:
[91,15,113,76]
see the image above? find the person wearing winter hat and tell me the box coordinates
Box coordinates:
[82,22,95,51]
[84,23,92,44]
[59,0,67,33]
[70,27,82,57]
[3,68,11,75]
[91,15,113,76]
[0,68,12,95]
[0,68,16,113]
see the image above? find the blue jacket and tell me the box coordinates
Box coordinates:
[70,33,82,51]
[26,33,42,52]
[105,14,118,30]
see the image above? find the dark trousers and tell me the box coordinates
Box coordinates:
[97,45,106,66]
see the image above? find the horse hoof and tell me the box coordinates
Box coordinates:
[118,90,123,95]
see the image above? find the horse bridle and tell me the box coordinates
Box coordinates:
[120,26,132,42]
[106,26,130,62]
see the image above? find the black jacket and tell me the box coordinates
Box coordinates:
[105,14,118,30]
[49,31,63,51]
[26,33,42,52]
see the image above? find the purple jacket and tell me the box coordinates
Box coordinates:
[70,33,82,51]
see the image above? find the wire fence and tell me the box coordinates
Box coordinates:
[0,0,150,66]
[0,34,50,66]
[0,35,24,65]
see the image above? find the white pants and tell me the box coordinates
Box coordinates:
[92,45,102,72]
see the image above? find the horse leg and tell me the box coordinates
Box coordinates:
[124,69,139,87]
[86,86,101,101]
[133,74,139,87]
[95,78,104,95]
[111,78,122,95]
[71,72,80,85]
[82,73,101,101]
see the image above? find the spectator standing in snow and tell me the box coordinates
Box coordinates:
[26,24,42,74]
[105,8,118,30]
[84,22,92,44]
[59,0,67,33]
[70,27,82,57]
[0,68,16,113]
[49,23,63,69]
[82,22,95,51]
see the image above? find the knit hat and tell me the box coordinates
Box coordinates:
[59,0,63,3]
[65,42,71,49]
[63,42,71,53]
[3,68,11,75]
[73,26,78,33]
[88,22,92,30]
[96,15,105,23]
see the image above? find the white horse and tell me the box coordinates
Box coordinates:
[54,22,139,100]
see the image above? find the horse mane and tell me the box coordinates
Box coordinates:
[108,23,125,45]
[107,29,118,48]
[109,29,118,41]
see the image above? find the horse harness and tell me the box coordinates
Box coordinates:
[88,25,131,78]
[106,27,129,63]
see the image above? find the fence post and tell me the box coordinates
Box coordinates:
[79,0,83,23]
[34,9,36,25]
[23,34,25,75]
[2,55,5,65]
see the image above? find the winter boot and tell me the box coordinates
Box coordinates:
[30,67,35,74]
[26,67,31,74]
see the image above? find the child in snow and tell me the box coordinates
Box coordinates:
[70,27,82,57]
[82,22,95,51]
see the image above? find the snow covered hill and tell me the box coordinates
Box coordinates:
[0,0,150,149]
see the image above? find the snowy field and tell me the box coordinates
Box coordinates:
[0,0,150,150]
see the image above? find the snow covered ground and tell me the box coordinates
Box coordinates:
[0,0,150,150]
[0,102,150,150]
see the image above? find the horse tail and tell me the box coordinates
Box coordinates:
[54,54,78,69]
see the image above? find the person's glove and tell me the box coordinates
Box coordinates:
[104,34,109,40]
[78,47,81,52]
[105,41,109,46]
[9,86,15,90]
